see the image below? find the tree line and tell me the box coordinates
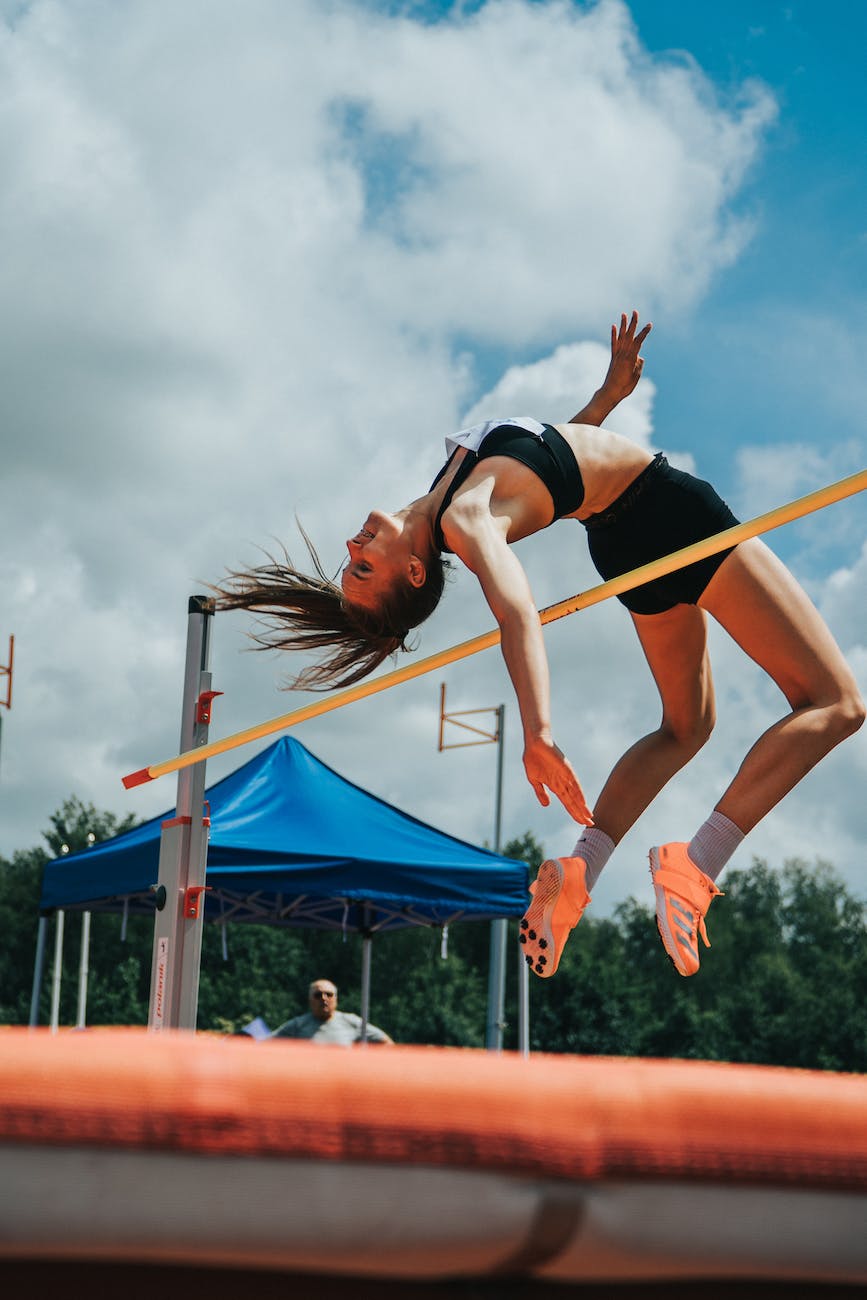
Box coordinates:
[1,799,865,1071]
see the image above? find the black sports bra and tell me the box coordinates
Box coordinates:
[429,422,585,553]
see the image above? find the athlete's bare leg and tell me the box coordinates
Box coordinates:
[590,602,717,843]
[697,538,864,832]
[586,538,863,845]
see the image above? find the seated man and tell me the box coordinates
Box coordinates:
[270,978,393,1045]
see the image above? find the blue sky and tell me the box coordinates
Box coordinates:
[631,2,866,491]
[413,1,867,522]
[1,0,864,915]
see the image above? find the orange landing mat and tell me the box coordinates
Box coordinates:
[1,1029,865,1289]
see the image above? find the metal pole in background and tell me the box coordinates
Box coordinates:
[49,910,64,1034]
[74,832,96,1029]
[360,906,372,1046]
[29,916,48,1028]
[76,911,91,1029]
[517,927,530,1057]
[0,633,13,777]
[439,686,512,1052]
[485,704,508,1052]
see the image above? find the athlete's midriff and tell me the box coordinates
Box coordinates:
[552,424,655,521]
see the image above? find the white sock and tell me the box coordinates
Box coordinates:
[688,811,744,883]
[569,827,615,892]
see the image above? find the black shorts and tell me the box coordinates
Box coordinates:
[583,454,740,615]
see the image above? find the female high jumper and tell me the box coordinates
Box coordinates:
[215,313,864,979]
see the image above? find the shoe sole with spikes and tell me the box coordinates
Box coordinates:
[519,857,590,978]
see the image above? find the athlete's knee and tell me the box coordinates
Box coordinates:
[809,679,866,749]
[832,685,866,743]
[663,701,716,758]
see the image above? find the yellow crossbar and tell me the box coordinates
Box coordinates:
[123,467,867,788]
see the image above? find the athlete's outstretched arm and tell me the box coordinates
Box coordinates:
[569,310,651,426]
[444,505,593,826]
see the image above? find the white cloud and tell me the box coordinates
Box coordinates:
[460,341,656,443]
[734,442,864,519]
[731,441,867,593]
[321,0,775,342]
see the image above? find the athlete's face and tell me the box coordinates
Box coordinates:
[341,510,416,610]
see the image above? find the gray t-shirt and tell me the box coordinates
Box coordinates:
[270,1010,391,1045]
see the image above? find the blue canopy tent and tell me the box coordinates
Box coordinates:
[39,737,529,1034]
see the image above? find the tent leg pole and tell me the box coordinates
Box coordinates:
[76,910,91,1029]
[360,926,372,1046]
[486,918,507,1051]
[517,935,530,1057]
[486,706,507,1052]
[147,596,215,1032]
[49,909,65,1034]
[29,915,48,1028]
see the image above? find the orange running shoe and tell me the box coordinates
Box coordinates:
[520,857,591,978]
[649,843,723,977]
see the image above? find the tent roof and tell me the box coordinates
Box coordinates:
[40,738,529,931]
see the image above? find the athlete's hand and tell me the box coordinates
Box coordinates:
[599,310,652,405]
[523,736,594,826]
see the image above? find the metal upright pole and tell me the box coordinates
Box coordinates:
[76,911,91,1029]
[148,596,216,1031]
[0,633,13,777]
[49,910,65,1033]
[29,916,48,1028]
[493,705,504,855]
[517,935,530,1057]
[438,688,511,1052]
[360,908,372,1046]
[485,706,507,1052]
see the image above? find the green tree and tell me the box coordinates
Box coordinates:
[44,796,138,858]
[0,845,47,1025]
[0,797,142,1026]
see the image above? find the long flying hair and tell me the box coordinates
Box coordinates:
[211,526,448,690]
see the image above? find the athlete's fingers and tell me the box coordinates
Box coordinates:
[531,781,551,808]
[549,773,593,825]
[560,789,594,825]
